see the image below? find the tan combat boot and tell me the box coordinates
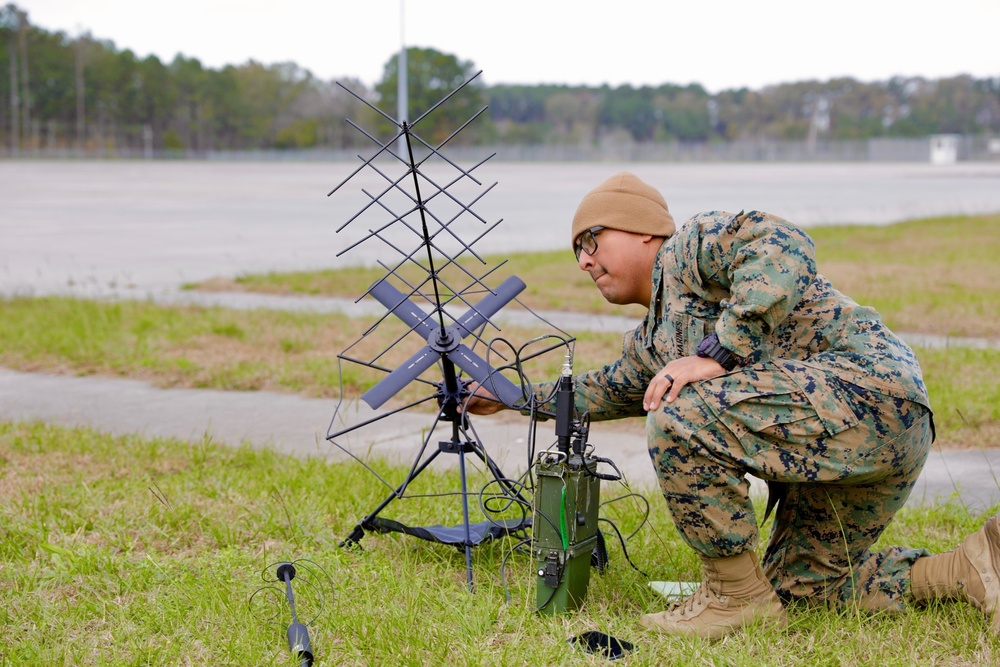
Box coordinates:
[640,550,786,640]
[911,513,1000,630]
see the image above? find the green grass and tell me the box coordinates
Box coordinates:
[0,296,384,397]
[2,420,999,665]
[918,347,1000,433]
[0,294,612,403]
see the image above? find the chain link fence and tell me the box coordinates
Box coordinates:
[1,120,998,162]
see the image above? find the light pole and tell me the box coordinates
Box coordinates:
[397,0,408,155]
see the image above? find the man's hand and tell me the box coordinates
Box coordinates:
[643,355,727,411]
[460,382,509,415]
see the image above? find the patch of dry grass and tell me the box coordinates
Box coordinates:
[810,214,1000,339]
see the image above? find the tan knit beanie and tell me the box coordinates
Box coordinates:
[571,172,675,246]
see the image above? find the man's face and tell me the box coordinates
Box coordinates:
[576,228,651,306]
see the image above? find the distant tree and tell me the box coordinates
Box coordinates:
[913,76,986,135]
[136,54,175,147]
[230,60,292,146]
[16,23,73,138]
[545,89,597,143]
[711,87,751,139]
[489,84,590,145]
[971,77,1000,134]
[294,77,377,150]
[598,85,658,142]
[488,84,547,123]
[169,55,210,150]
[375,46,486,145]
[1,4,24,148]
[203,65,245,148]
[653,84,712,141]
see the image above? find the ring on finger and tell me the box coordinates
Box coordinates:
[663,373,674,384]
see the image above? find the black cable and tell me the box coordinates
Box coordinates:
[598,517,650,579]
[478,475,532,521]
[499,536,533,604]
[591,529,609,574]
[601,492,651,541]
[536,574,561,613]
[580,453,625,482]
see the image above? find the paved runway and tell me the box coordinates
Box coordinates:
[4,160,1000,296]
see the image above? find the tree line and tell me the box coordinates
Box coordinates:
[2,3,998,154]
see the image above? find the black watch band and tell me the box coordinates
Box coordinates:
[696,333,740,372]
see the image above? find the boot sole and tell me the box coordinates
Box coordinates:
[965,514,1000,631]
[982,515,1000,631]
[639,598,787,641]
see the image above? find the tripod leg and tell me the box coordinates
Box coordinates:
[339,447,444,548]
[459,448,474,590]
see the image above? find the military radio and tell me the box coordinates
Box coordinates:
[533,358,604,614]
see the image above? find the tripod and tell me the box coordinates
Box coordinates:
[333,262,534,588]
[334,351,528,589]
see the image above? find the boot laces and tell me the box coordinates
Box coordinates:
[669,583,726,619]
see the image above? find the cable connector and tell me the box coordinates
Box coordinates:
[561,350,573,378]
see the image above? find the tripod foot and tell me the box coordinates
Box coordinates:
[339,525,366,550]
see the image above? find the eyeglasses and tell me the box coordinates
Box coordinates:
[574,226,604,261]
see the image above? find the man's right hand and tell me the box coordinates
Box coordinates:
[461,382,509,415]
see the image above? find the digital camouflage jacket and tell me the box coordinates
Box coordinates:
[547,210,932,423]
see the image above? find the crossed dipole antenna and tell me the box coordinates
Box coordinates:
[323,73,578,589]
[327,71,526,411]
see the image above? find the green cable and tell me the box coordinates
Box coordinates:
[559,486,569,550]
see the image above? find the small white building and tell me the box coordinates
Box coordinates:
[929,134,960,165]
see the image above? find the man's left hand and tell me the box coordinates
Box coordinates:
[644,355,727,411]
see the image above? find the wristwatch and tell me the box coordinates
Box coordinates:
[696,333,740,372]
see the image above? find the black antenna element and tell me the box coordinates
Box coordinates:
[278,563,314,667]
[326,71,571,588]
[249,560,332,666]
[361,276,525,408]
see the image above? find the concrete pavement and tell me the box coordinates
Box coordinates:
[4,366,999,512]
[5,161,1000,297]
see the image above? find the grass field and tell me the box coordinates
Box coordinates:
[2,420,998,666]
[3,214,1000,664]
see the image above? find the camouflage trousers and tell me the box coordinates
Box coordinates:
[646,360,934,611]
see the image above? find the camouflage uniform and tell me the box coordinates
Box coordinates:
[544,210,934,611]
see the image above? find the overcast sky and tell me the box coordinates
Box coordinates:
[19,0,1000,93]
